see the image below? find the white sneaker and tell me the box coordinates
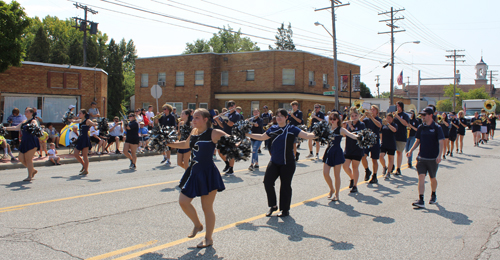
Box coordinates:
[166,160,171,165]
[316,154,320,160]
[306,154,314,158]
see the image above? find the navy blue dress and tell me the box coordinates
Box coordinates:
[322,127,345,166]
[19,120,40,154]
[179,128,225,198]
[76,119,92,150]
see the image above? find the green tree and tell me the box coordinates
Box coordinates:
[0,0,31,72]
[183,25,260,54]
[269,22,296,51]
[49,40,69,64]
[68,37,82,65]
[106,39,124,118]
[436,99,453,112]
[380,91,391,98]
[27,26,50,62]
[359,82,373,98]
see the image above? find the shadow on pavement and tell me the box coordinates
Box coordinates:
[51,175,101,182]
[367,183,401,197]
[387,175,418,189]
[222,175,243,183]
[347,191,383,205]
[3,181,31,191]
[424,204,473,225]
[160,186,180,193]
[138,246,223,259]
[304,200,395,224]
[117,169,137,174]
[235,216,354,250]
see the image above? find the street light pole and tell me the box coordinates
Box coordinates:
[385,41,420,105]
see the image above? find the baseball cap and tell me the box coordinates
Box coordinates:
[68,105,75,109]
[263,105,268,109]
[91,101,97,105]
[419,107,434,115]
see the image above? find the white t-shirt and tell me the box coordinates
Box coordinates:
[145,111,154,122]
[69,130,78,141]
[48,149,56,156]
[109,122,123,137]
[90,126,99,137]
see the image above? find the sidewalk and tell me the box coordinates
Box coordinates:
[0,146,165,170]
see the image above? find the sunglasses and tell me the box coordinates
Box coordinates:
[314,107,320,109]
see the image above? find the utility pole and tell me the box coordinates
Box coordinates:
[72,3,98,67]
[315,0,350,111]
[446,50,465,112]
[379,7,405,106]
[489,70,498,97]
[375,75,380,98]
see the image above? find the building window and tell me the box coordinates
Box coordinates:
[188,103,196,110]
[282,69,295,85]
[246,70,255,81]
[323,74,329,88]
[251,101,259,111]
[320,105,326,114]
[141,73,148,87]
[166,102,183,112]
[175,71,184,86]
[309,71,315,82]
[195,70,204,86]
[142,102,150,109]
[221,71,228,86]
[158,72,166,83]
[279,102,292,111]
[199,103,208,109]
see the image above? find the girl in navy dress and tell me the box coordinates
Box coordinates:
[167,108,227,249]
[177,109,192,170]
[380,114,398,179]
[342,107,366,193]
[72,109,97,175]
[457,111,467,153]
[322,112,359,201]
[245,109,316,217]
[448,112,459,157]
[123,113,139,170]
[5,107,39,182]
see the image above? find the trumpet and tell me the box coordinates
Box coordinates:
[118,111,130,127]
[214,108,235,121]
[151,112,164,121]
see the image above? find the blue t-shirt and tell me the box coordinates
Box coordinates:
[288,110,303,126]
[223,111,240,134]
[265,124,301,165]
[408,118,420,137]
[449,118,459,135]
[415,122,445,159]
[261,112,272,125]
[381,122,398,150]
[362,116,382,144]
[394,111,410,142]
[344,120,365,156]
[458,118,467,133]
[311,111,325,125]
[250,117,264,135]
[140,127,148,135]
[159,113,176,127]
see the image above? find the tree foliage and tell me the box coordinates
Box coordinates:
[269,22,296,51]
[106,39,124,119]
[28,27,50,62]
[436,99,452,112]
[359,82,373,98]
[443,84,498,112]
[0,0,31,73]
[183,25,260,54]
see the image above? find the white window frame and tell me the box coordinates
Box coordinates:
[282,69,295,85]
[199,103,208,109]
[309,71,314,82]
[221,71,228,86]
[166,102,183,112]
[175,71,184,87]
[188,103,197,110]
[279,102,292,111]
[195,70,204,86]
[142,102,150,109]
[323,74,328,84]
[246,70,255,81]
[141,73,148,87]
[251,101,259,111]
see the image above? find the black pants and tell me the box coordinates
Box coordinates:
[263,160,296,211]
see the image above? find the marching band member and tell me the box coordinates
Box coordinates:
[448,112,459,157]
[307,104,324,160]
[123,113,139,170]
[472,111,481,146]
[287,101,303,161]
[72,109,97,176]
[405,110,420,168]
[439,113,450,159]
[177,109,192,170]
[167,108,227,248]
[215,101,238,175]
[393,101,410,176]
[360,105,382,183]
[380,113,398,179]
[480,109,489,144]
[248,108,263,171]
[157,104,176,165]
[246,109,316,217]
[323,112,359,201]
[457,111,467,153]
[343,107,366,193]
[490,113,497,140]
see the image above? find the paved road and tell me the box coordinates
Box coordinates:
[1,134,499,260]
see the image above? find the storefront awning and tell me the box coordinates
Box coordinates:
[214,92,352,103]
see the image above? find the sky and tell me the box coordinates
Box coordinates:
[16,0,500,96]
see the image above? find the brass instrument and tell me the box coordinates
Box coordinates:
[437,115,443,124]
[352,100,363,110]
[214,108,235,121]
[484,100,496,113]
[151,112,165,121]
[359,108,366,114]
[307,116,312,128]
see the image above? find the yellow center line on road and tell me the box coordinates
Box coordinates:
[0,207,25,213]
[86,240,158,260]
[103,160,418,260]
[0,157,312,212]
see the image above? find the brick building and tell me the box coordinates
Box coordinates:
[135,50,360,117]
[0,61,108,125]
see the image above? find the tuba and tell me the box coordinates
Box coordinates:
[352,100,363,111]
[437,115,443,124]
[484,100,496,113]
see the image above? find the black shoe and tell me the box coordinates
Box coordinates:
[350,186,358,193]
[429,195,437,204]
[258,149,262,154]
[395,168,401,176]
[408,162,413,168]
[382,167,387,176]
[266,206,278,217]
[161,158,167,164]
[115,150,121,154]
[225,167,234,175]
[450,152,453,157]
[277,210,289,217]
[446,151,450,156]
[254,165,259,169]
[130,164,136,170]
[248,165,254,171]
[295,152,300,162]
[222,164,230,172]
[368,176,378,184]
[349,179,354,188]
[412,199,425,208]
[364,168,372,181]
[385,172,391,180]
[456,149,459,152]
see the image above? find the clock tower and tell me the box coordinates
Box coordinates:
[475,57,488,86]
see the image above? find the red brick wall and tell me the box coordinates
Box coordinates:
[0,63,108,117]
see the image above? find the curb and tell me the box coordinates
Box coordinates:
[0,151,163,171]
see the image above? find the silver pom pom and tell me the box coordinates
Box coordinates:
[356,129,377,149]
